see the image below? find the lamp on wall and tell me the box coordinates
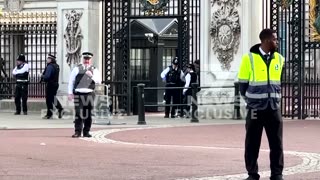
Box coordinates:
[144,33,155,43]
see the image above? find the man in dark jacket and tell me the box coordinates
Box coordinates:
[41,54,64,119]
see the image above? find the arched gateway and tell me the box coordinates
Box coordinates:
[102,0,200,115]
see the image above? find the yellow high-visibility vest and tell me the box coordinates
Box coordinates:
[238,52,284,110]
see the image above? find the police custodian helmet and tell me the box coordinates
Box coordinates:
[16,54,26,62]
[172,57,179,65]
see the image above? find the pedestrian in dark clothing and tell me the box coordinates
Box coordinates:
[238,29,285,180]
[182,64,197,118]
[12,54,29,115]
[41,54,64,119]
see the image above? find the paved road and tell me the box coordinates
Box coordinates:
[0,112,319,180]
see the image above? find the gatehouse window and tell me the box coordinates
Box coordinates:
[163,48,176,68]
[130,48,150,80]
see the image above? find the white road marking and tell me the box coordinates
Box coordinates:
[81,128,320,180]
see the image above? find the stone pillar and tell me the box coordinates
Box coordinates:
[198,0,262,119]
[250,0,263,46]
[56,0,102,95]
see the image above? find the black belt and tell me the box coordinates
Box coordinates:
[74,92,94,95]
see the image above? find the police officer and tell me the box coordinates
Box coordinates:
[68,52,101,138]
[238,29,284,180]
[160,57,184,118]
[12,54,29,115]
[41,54,64,119]
[182,64,197,118]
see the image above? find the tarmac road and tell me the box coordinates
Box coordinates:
[0,112,319,180]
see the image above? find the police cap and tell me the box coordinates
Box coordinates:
[82,52,93,59]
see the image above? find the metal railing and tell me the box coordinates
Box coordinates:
[136,82,241,125]
[0,78,46,99]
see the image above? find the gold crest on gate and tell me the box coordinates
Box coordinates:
[140,0,169,15]
[147,0,159,5]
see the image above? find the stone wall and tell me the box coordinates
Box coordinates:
[199,0,262,119]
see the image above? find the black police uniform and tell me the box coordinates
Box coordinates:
[182,69,197,117]
[13,54,29,115]
[73,64,95,137]
[69,52,99,138]
[161,58,184,118]
[41,55,64,119]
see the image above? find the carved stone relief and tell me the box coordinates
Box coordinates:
[4,0,24,12]
[64,10,83,66]
[210,0,241,71]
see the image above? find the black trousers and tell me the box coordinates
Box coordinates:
[45,83,63,117]
[164,84,179,116]
[182,89,192,117]
[245,106,284,179]
[14,82,28,113]
[74,92,94,134]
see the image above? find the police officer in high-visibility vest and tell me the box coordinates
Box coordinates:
[41,54,64,119]
[68,52,101,138]
[238,29,284,180]
[12,54,29,115]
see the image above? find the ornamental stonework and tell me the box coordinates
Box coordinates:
[210,0,241,71]
[4,0,24,12]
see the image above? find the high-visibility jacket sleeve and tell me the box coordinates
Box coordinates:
[238,54,251,97]
[275,53,285,79]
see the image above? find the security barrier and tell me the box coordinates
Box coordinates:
[136,82,241,125]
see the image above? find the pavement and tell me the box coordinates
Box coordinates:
[0,111,320,180]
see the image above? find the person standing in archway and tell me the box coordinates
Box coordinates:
[160,57,185,118]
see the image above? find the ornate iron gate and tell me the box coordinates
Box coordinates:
[265,0,320,119]
[103,0,200,115]
[0,12,57,99]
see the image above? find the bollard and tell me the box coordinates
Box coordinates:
[233,82,242,119]
[137,84,146,125]
[191,83,199,123]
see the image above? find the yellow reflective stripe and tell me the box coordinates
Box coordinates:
[249,81,268,86]
[238,79,249,83]
[248,53,255,81]
[245,92,268,99]
[269,80,281,85]
[278,53,283,68]
[270,93,281,98]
